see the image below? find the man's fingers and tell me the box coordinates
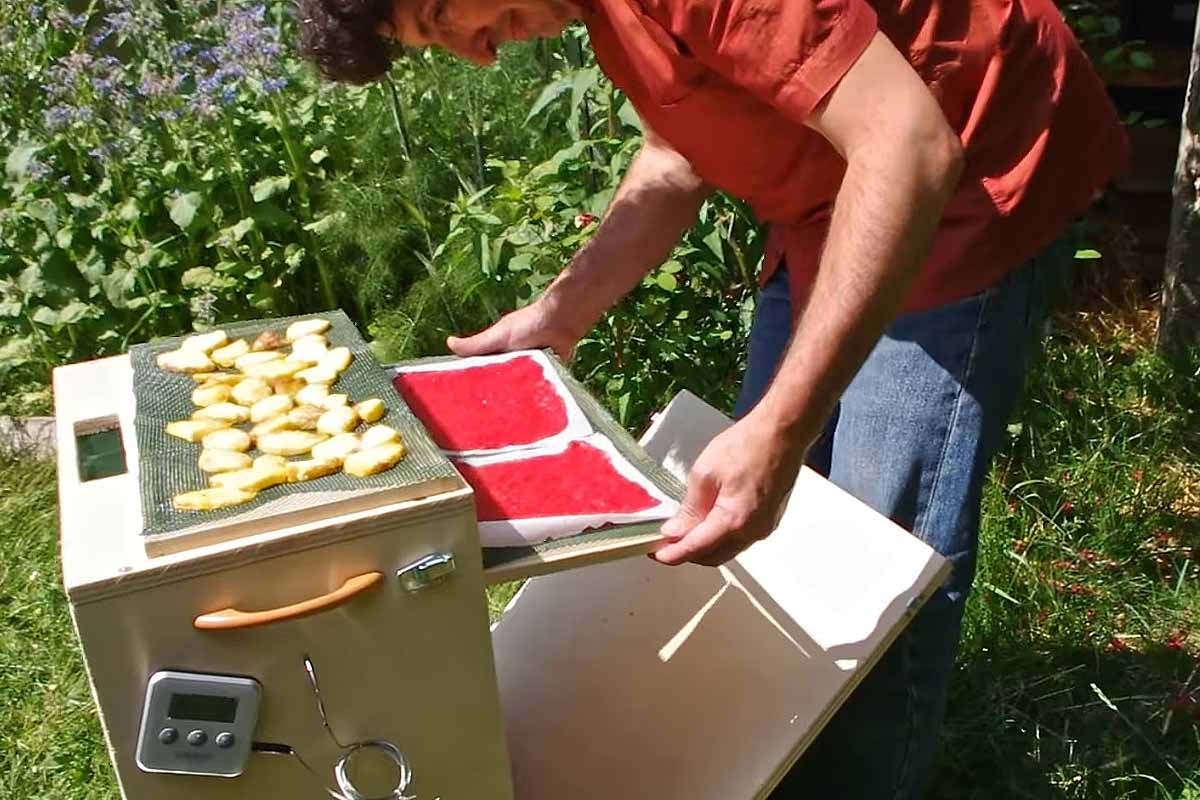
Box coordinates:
[693,541,746,568]
[446,325,508,357]
[654,506,738,566]
[661,469,718,539]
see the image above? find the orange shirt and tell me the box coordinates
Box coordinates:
[582,0,1129,313]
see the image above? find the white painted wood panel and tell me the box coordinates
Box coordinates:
[495,391,950,799]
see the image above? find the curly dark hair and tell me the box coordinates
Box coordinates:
[297,0,400,84]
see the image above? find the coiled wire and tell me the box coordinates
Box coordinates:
[253,655,414,800]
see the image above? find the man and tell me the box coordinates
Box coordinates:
[299,0,1127,795]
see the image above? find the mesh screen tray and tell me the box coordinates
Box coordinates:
[393,353,685,577]
[130,311,461,556]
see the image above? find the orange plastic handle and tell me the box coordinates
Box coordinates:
[194,572,384,631]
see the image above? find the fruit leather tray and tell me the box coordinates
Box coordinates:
[392,351,685,570]
[129,310,460,554]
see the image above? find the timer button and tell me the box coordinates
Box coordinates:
[215,732,236,749]
[187,729,208,746]
[158,727,178,745]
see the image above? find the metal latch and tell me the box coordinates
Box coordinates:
[397,553,456,592]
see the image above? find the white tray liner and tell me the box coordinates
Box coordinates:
[457,434,680,548]
[391,350,593,458]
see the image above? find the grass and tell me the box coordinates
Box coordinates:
[0,458,118,799]
[1,267,1198,799]
[930,263,1200,798]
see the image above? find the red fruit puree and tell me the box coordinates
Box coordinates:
[455,441,658,521]
[393,356,569,451]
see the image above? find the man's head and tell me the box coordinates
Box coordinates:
[298,0,581,82]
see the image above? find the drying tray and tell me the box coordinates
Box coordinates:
[392,353,685,583]
[130,310,461,557]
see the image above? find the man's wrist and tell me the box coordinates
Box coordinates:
[746,391,827,453]
[540,267,602,342]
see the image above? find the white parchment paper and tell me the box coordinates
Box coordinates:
[456,435,680,548]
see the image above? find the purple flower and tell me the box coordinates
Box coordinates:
[137,72,180,99]
[59,0,297,124]
[88,141,121,161]
[26,158,52,181]
[88,1,162,48]
[42,103,94,130]
[188,94,217,118]
[50,10,86,30]
[43,104,74,130]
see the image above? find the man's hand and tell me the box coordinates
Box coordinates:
[447,296,585,360]
[654,411,805,567]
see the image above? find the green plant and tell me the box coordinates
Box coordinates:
[317,44,564,338]
[0,0,368,396]
[371,37,764,427]
[1059,1,1157,72]
[934,331,1200,798]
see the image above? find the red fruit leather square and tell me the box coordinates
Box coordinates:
[393,356,569,451]
[455,441,658,521]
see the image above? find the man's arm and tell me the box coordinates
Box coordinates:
[448,128,712,357]
[655,30,964,566]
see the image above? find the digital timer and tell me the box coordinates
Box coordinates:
[135,671,261,778]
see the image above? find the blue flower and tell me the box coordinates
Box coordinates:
[261,77,288,94]
[27,157,52,181]
[43,104,74,130]
[138,73,174,98]
[88,141,121,161]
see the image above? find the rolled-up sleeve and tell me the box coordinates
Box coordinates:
[647,0,878,124]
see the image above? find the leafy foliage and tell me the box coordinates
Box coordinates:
[1058,1,1157,72]
[0,3,1163,422]
[367,32,762,425]
[0,0,371,396]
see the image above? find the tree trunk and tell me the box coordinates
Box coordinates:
[1157,3,1200,361]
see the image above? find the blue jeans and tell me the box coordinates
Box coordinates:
[738,239,1073,799]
